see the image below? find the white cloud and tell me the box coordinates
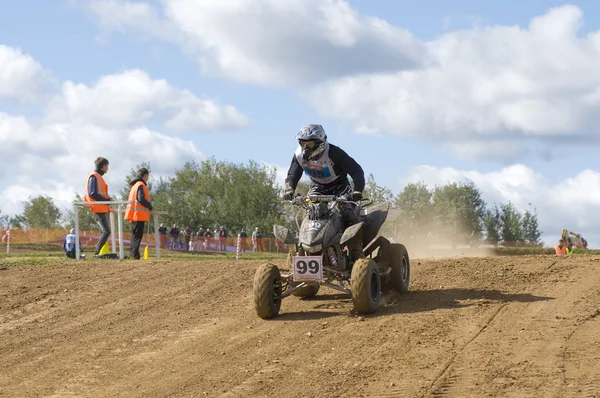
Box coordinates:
[400,164,600,248]
[84,0,427,86]
[47,69,249,131]
[84,2,600,161]
[310,5,600,160]
[0,44,243,218]
[0,44,52,102]
[0,121,207,217]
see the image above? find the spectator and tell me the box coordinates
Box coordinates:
[124,167,153,260]
[205,228,213,250]
[252,227,263,252]
[238,228,248,252]
[63,228,83,259]
[555,239,571,256]
[169,224,180,249]
[219,226,227,251]
[158,223,167,248]
[83,157,112,257]
[183,225,192,250]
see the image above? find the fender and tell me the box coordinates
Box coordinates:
[273,224,297,245]
[340,222,364,245]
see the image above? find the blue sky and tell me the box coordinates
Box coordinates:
[1,0,600,247]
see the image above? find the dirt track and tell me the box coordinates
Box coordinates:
[2,254,600,397]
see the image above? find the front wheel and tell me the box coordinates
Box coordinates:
[253,263,283,319]
[351,258,381,314]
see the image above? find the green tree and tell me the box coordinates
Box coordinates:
[393,182,433,242]
[500,202,523,244]
[363,173,395,204]
[155,158,284,236]
[482,205,502,243]
[0,208,9,227]
[432,181,486,245]
[21,195,62,228]
[521,205,542,245]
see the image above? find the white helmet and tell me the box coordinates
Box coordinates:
[295,124,328,160]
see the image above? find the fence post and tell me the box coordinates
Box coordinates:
[117,204,124,260]
[74,203,80,260]
[154,213,161,259]
[236,235,241,260]
[6,228,11,255]
[109,211,117,254]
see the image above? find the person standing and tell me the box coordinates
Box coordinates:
[84,157,112,257]
[124,167,153,260]
[158,223,167,248]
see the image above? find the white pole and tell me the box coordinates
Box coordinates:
[236,235,241,260]
[154,213,160,259]
[117,204,124,260]
[6,228,11,255]
[109,211,116,254]
[74,204,80,260]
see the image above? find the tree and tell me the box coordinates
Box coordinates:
[152,158,285,236]
[521,204,542,245]
[393,182,433,242]
[500,202,523,244]
[0,208,9,227]
[363,173,395,204]
[21,195,62,228]
[432,181,486,244]
[482,205,502,243]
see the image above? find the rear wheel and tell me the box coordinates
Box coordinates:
[253,263,283,319]
[351,258,381,314]
[386,243,410,293]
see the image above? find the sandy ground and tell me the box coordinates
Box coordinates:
[1,254,600,397]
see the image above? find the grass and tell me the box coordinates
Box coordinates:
[2,243,599,269]
[0,243,287,268]
[490,246,600,256]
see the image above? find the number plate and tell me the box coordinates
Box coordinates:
[292,255,323,282]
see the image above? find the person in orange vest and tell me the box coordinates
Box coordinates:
[124,167,153,260]
[84,157,113,257]
[555,239,571,256]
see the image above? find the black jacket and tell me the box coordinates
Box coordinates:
[285,143,365,195]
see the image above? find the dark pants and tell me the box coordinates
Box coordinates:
[130,221,145,259]
[66,251,76,259]
[93,212,111,255]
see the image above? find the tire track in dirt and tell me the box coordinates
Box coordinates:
[3,256,600,397]
[561,306,600,397]
[425,303,509,397]
[424,257,600,397]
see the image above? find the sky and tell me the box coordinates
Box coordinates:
[1,0,600,247]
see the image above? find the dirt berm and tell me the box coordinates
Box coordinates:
[1,255,600,397]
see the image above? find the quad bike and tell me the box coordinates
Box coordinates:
[253,194,410,319]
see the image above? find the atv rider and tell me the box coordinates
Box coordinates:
[283,124,366,264]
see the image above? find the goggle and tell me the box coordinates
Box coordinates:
[299,140,318,149]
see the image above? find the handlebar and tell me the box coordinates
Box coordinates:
[282,194,372,207]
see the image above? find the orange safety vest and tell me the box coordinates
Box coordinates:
[84,172,110,213]
[124,181,151,222]
[555,245,567,255]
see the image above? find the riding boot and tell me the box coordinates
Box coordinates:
[347,227,365,262]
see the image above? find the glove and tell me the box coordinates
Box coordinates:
[350,191,362,201]
[282,189,294,201]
